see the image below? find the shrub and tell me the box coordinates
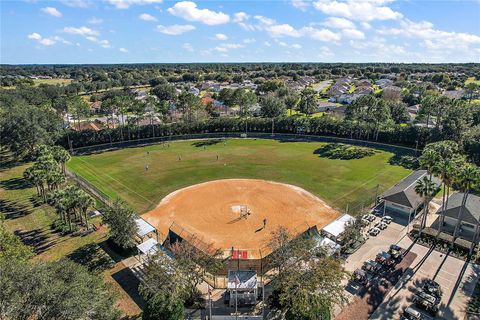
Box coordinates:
[314,143,377,160]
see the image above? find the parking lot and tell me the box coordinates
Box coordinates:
[340,211,480,320]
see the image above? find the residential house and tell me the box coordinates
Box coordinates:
[381,170,440,217]
[438,193,480,241]
[375,78,394,88]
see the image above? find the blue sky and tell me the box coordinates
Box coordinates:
[1,0,479,64]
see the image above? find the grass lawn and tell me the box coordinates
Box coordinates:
[32,78,73,86]
[465,77,480,85]
[67,138,412,214]
[0,152,141,317]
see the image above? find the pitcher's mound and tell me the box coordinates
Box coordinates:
[142,179,339,258]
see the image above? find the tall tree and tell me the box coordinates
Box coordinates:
[260,94,286,135]
[414,176,438,235]
[102,199,138,249]
[67,96,90,131]
[298,88,318,115]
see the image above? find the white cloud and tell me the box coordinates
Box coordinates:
[254,15,275,26]
[264,41,271,47]
[88,17,103,24]
[361,22,371,30]
[342,28,365,39]
[233,12,249,23]
[85,36,111,48]
[322,17,355,29]
[215,33,228,40]
[319,46,334,57]
[156,24,195,35]
[214,43,244,52]
[28,33,42,40]
[182,42,193,51]
[291,43,302,49]
[313,0,402,21]
[60,0,93,8]
[168,1,229,25]
[119,47,128,53]
[377,19,480,50]
[41,7,62,17]
[63,26,99,37]
[290,0,310,11]
[28,33,71,46]
[139,13,157,21]
[243,38,256,44]
[265,24,302,37]
[108,0,163,9]
[301,26,341,41]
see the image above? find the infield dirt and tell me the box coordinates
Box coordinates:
[142,179,340,257]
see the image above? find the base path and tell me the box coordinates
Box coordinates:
[142,179,339,258]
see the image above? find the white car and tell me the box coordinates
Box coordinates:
[366,214,376,222]
[382,216,393,224]
[368,227,381,236]
[375,221,388,230]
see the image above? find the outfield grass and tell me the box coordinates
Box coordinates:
[67,139,412,214]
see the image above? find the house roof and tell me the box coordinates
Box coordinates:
[442,193,480,224]
[381,170,439,209]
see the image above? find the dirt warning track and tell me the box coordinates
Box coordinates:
[142,179,339,257]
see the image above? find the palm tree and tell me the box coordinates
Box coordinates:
[419,149,440,181]
[434,159,458,236]
[453,165,480,242]
[415,176,437,237]
[77,190,94,230]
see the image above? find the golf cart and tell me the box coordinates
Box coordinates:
[362,260,382,274]
[388,244,403,261]
[376,251,395,267]
[368,227,380,236]
[352,268,372,285]
[382,215,393,224]
[422,279,443,299]
[400,306,423,320]
[413,291,439,315]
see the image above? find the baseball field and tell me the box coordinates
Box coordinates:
[67,138,412,214]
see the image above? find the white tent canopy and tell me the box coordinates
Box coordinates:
[321,214,355,239]
[135,217,156,238]
[137,238,159,256]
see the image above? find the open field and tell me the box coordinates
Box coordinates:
[32,78,73,86]
[465,77,480,85]
[143,179,339,257]
[67,138,412,214]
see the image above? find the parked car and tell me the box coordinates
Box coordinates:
[422,279,442,299]
[413,291,439,315]
[368,227,380,236]
[389,244,403,260]
[372,207,383,216]
[400,306,423,320]
[375,221,388,230]
[366,213,376,222]
[376,251,394,267]
[382,216,393,224]
[362,260,382,274]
